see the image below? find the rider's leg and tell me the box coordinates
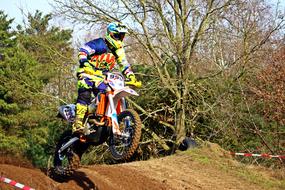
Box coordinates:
[73,80,92,133]
[73,75,106,133]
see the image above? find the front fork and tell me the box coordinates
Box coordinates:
[108,94,131,139]
[108,93,122,136]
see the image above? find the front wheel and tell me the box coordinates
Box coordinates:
[109,109,142,160]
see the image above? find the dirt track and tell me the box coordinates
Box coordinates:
[1,143,284,190]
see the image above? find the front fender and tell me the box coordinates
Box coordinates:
[113,87,139,99]
[105,87,138,117]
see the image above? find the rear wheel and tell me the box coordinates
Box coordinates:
[109,109,142,160]
[53,131,81,177]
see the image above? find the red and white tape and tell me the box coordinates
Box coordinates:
[230,152,285,159]
[0,176,35,190]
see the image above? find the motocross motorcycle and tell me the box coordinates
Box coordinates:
[53,71,142,176]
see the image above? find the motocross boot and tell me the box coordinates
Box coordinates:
[72,103,87,133]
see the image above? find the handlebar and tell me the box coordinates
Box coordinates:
[99,70,142,88]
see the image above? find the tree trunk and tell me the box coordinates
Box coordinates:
[175,98,186,145]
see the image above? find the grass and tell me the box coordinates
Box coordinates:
[181,142,285,190]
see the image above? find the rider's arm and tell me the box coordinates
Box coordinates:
[77,51,96,76]
[115,48,134,77]
[78,44,97,75]
[115,48,141,87]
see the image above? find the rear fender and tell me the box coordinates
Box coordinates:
[58,104,76,123]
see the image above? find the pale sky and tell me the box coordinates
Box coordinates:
[0,0,284,42]
[0,0,284,27]
[0,0,87,43]
[0,0,53,26]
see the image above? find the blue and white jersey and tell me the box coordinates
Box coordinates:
[78,38,133,76]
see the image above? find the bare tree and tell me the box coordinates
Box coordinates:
[52,0,285,149]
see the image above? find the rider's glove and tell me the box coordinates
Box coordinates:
[127,74,142,87]
[128,74,137,83]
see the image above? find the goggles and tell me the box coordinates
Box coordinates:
[112,32,125,41]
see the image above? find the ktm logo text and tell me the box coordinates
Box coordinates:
[91,53,116,69]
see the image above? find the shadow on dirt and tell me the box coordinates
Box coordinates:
[70,170,98,190]
[44,168,98,190]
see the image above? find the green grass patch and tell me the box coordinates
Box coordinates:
[180,144,285,190]
[233,166,285,189]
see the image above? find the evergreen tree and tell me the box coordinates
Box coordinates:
[0,10,75,167]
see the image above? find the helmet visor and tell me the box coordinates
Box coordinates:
[112,32,125,41]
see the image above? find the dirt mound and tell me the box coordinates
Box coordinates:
[0,164,57,190]
[0,154,33,168]
[56,165,170,190]
[1,143,284,190]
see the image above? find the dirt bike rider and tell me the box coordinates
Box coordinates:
[73,22,140,134]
